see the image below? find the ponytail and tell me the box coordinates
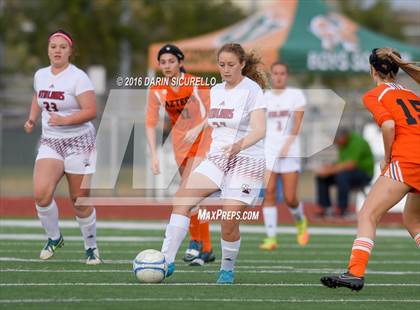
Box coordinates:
[371,47,420,84]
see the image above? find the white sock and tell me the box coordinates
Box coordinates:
[36,200,60,240]
[76,208,97,250]
[220,239,241,271]
[161,214,190,264]
[414,233,420,248]
[288,202,305,222]
[352,237,374,254]
[263,206,277,238]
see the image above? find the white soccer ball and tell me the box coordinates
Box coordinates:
[133,249,168,283]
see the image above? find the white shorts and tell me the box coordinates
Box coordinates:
[266,156,301,174]
[36,129,96,174]
[193,154,265,206]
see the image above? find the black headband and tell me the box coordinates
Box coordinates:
[369,48,399,75]
[157,44,184,61]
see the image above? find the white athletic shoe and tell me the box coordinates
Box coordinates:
[39,235,64,260]
[86,248,102,265]
[189,257,204,266]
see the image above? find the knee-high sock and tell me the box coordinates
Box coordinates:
[220,239,241,271]
[348,237,374,277]
[161,214,190,264]
[199,221,212,252]
[36,200,60,240]
[189,214,200,241]
[262,206,277,238]
[76,208,97,250]
[288,202,305,222]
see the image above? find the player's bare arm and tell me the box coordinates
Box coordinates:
[380,119,395,170]
[48,90,96,126]
[24,93,41,133]
[222,108,266,157]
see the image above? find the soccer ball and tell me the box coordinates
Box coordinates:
[133,249,168,283]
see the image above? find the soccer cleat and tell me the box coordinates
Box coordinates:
[183,240,202,262]
[201,249,216,263]
[296,217,309,246]
[259,237,278,251]
[189,257,204,266]
[86,248,102,265]
[190,248,216,266]
[320,272,364,291]
[166,262,175,277]
[217,270,234,284]
[39,235,64,260]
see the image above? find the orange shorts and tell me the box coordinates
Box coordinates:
[382,160,420,194]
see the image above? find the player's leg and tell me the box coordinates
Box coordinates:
[64,147,100,264]
[402,193,420,247]
[34,154,65,260]
[281,170,308,246]
[260,169,279,250]
[66,173,101,264]
[217,201,246,284]
[217,160,264,284]
[180,156,213,264]
[321,176,410,291]
[163,171,219,276]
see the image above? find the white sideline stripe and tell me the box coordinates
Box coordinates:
[0,282,419,288]
[0,234,160,242]
[0,235,414,245]
[0,249,420,256]
[0,249,417,257]
[1,257,419,266]
[0,297,418,304]
[0,241,415,250]
[0,249,413,255]
[1,265,418,275]
[0,220,410,237]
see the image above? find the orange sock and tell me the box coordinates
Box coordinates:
[199,221,212,252]
[189,214,200,241]
[348,237,374,277]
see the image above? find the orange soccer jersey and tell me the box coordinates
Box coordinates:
[146,73,212,166]
[363,83,420,191]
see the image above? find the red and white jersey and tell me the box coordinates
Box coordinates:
[34,64,95,138]
[208,77,266,158]
[264,88,306,157]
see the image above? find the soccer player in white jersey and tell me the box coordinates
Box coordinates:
[23,30,101,264]
[160,43,267,284]
[260,62,309,250]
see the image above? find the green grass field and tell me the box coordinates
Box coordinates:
[0,222,419,310]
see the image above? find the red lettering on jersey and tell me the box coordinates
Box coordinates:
[165,96,190,109]
[209,108,234,119]
[268,110,289,118]
[38,90,65,100]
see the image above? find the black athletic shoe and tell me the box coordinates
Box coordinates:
[201,249,216,263]
[320,272,364,291]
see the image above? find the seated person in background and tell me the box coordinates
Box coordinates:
[315,128,374,218]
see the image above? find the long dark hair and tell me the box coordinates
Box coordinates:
[370,47,420,84]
